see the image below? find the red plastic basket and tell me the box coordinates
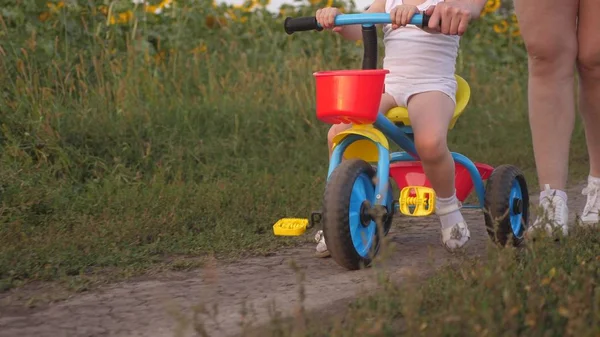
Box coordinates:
[313,69,389,125]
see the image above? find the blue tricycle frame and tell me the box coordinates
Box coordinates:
[284,13,530,270]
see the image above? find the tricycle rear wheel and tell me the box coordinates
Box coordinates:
[483,164,529,246]
[322,159,393,270]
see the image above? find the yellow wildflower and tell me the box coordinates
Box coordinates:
[191,43,208,54]
[510,13,521,36]
[227,9,238,21]
[493,20,508,34]
[109,11,133,25]
[39,12,51,22]
[279,5,295,16]
[232,0,256,11]
[154,50,167,64]
[484,0,501,14]
[205,15,228,28]
[47,1,65,13]
[145,0,173,14]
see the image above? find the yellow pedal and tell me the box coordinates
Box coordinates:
[273,218,309,236]
[399,186,436,217]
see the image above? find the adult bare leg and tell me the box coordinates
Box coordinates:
[514,0,578,190]
[513,0,578,236]
[576,0,600,224]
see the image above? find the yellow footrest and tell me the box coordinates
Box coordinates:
[399,186,436,217]
[273,218,309,236]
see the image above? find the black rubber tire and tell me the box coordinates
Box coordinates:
[483,164,529,247]
[322,159,392,270]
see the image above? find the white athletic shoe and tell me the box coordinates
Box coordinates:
[436,200,470,251]
[580,178,600,225]
[527,184,569,238]
[314,230,330,258]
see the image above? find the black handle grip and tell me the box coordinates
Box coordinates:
[284,16,323,35]
[421,14,431,28]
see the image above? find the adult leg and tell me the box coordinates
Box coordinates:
[576,0,600,224]
[408,91,469,250]
[513,0,578,236]
[514,0,578,190]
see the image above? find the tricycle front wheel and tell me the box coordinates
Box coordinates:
[322,159,393,270]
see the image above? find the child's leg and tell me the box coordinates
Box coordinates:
[316,93,398,257]
[406,91,470,250]
[327,123,353,159]
[327,93,398,158]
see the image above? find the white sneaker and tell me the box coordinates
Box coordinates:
[441,222,470,250]
[436,199,470,251]
[580,178,600,225]
[527,184,569,237]
[314,230,330,258]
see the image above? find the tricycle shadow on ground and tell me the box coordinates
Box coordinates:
[0,183,587,337]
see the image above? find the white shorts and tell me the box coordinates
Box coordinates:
[384,77,457,107]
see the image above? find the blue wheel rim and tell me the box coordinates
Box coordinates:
[349,173,376,258]
[509,179,524,238]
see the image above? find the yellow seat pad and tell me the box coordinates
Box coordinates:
[384,75,471,130]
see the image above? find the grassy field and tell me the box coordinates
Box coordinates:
[0,0,592,298]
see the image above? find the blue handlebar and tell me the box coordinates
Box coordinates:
[283,12,432,69]
[325,13,426,27]
[284,13,430,35]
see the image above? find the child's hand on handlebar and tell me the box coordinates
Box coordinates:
[390,4,419,30]
[316,7,344,32]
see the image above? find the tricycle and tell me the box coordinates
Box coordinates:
[273,12,530,270]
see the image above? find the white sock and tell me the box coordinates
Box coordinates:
[436,192,464,230]
[539,184,567,203]
[588,175,600,185]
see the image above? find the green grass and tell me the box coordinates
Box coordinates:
[251,226,600,337]
[0,0,591,292]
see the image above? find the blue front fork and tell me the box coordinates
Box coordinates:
[326,113,487,209]
[328,134,390,206]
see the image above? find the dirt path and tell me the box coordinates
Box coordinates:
[0,183,588,337]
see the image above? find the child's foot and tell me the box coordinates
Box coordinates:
[526,184,569,238]
[436,193,470,251]
[580,176,600,226]
[314,230,330,258]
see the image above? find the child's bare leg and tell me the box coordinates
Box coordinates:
[407,91,470,250]
[327,93,398,158]
[327,123,353,159]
